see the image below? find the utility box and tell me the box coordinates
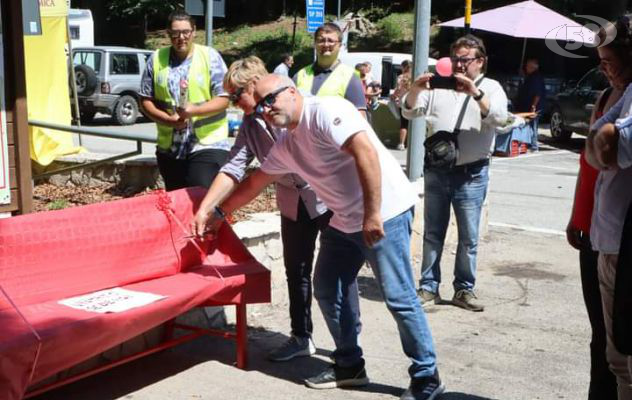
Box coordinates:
[68,9,94,48]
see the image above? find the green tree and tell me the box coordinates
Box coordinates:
[106,0,182,20]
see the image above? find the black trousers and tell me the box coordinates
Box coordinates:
[280,199,332,338]
[579,233,618,400]
[156,148,229,191]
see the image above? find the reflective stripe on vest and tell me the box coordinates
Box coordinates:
[295,63,355,98]
[152,44,228,150]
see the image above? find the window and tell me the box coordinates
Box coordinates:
[110,53,139,75]
[69,26,80,40]
[73,51,102,74]
[577,68,608,92]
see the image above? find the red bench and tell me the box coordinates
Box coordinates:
[0,188,270,399]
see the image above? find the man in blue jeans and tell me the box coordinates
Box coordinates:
[402,35,508,312]
[193,73,443,400]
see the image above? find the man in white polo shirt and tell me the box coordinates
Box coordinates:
[192,74,443,400]
[402,34,508,312]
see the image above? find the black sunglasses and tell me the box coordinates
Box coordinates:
[229,86,245,103]
[255,86,290,114]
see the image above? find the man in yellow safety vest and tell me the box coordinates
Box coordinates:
[294,22,367,118]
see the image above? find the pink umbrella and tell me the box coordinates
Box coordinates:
[439,0,597,67]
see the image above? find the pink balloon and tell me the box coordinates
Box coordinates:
[436,57,452,77]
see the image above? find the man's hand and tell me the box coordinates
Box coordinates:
[405,73,434,109]
[565,222,582,250]
[410,73,434,90]
[167,113,188,130]
[177,103,197,120]
[191,206,223,239]
[454,73,478,96]
[363,212,385,247]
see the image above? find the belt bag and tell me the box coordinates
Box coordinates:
[424,78,482,170]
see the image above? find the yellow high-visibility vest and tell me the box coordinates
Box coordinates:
[153,44,228,150]
[295,62,356,98]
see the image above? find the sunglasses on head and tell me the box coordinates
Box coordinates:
[255,86,290,114]
[229,86,245,103]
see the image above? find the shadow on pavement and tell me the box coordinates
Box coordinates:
[441,392,497,400]
[31,326,403,400]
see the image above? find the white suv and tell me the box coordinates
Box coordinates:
[71,46,153,125]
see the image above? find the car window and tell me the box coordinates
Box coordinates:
[110,53,140,75]
[577,68,608,92]
[73,51,102,74]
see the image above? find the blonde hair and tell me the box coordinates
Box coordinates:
[223,56,268,92]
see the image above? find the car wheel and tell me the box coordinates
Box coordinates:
[113,95,139,125]
[73,64,98,96]
[549,109,572,142]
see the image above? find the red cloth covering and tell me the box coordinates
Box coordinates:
[0,188,269,399]
[571,150,600,233]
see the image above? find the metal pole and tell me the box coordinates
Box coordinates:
[205,0,213,46]
[465,0,472,34]
[406,0,431,181]
[338,0,341,20]
[66,16,83,146]
[520,38,527,72]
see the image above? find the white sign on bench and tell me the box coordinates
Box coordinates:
[59,288,167,314]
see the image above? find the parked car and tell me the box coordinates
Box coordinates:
[548,67,609,141]
[71,46,153,125]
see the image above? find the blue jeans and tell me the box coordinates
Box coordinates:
[313,208,437,379]
[421,165,489,294]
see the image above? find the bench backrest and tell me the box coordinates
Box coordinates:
[0,188,211,308]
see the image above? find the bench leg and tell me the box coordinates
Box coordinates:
[236,303,248,369]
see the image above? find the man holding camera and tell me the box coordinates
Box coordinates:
[401,35,508,312]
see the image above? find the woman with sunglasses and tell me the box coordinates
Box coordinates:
[585,15,632,400]
[140,9,230,191]
[567,16,632,400]
[192,56,334,362]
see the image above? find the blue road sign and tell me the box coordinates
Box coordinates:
[306,0,325,33]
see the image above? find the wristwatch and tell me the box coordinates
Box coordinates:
[473,89,485,101]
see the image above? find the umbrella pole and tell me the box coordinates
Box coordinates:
[520,38,527,72]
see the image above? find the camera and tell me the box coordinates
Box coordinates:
[429,76,457,90]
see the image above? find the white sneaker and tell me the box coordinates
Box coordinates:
[397,143,406,150]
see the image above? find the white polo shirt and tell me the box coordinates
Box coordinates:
[261,96,418,233]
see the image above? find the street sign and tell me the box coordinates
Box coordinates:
[185,0,225,18]
[306,0,325,33]
[22,0,42,35]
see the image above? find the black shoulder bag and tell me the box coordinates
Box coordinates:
[424,79,483,170]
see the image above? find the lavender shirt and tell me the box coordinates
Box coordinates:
[220,114,327,221]
[589,83,632,254]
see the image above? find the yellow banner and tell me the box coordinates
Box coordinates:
[25,16,81,165]
[39,0,68,17]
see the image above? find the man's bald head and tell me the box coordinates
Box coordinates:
[254,74,301,129]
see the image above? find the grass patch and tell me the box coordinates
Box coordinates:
[47,199,69,210]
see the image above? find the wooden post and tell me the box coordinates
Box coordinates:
[0,0,33,215]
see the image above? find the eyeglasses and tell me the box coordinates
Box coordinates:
[228,86,245,103]
[168,29,193,39]
[450,56,479,66]
[255,86,290,114]
[315,38,340,45]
